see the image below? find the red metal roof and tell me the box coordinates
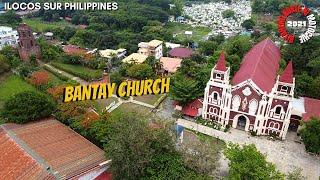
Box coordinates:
[302,97,320,122]
[232,38,281,92]
[0,127,54,179]
[0,118,107,179]
[182,99,203,117]
[215,51,227,71]
[169,47,193,58]
[279,61,293,83]
[95,171,112,180]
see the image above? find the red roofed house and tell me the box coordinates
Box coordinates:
[202,38,299,139]
[169,47,193,59]
[175,99,203,117]
[0,118,110,180]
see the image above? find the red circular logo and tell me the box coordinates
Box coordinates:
[277,5,315,44]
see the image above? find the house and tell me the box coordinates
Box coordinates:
[165,42,181,49]
[202,38,320,140]
[44,32,53,40]
[99,48,127,59]
[175,99,203,117]
[160,57,182,74]
[169,47,193,59]
[0,118,110,179]
[122,53,148,64]
[63,44,87,56]
[0,26,19,50]
[17,23,41,61]
[138,39,163,59]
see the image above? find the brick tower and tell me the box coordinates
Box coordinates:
[17,23,41,61]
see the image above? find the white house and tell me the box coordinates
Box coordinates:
[0,26,19,50]
[138,39,163,59]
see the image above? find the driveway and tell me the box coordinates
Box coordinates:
[177,119,320,179]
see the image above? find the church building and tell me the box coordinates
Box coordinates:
[202,38,295,139]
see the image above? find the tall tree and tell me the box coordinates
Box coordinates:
[299,118,320,154]
[224,144,285,180]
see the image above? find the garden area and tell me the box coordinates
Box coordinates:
[23,18,75,32]
[50,61,102,81]
[165,22,211,43]
[0,74,37,108]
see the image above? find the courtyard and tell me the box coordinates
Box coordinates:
[178,119,320,179]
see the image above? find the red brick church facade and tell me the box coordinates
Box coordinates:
[202,38,295,140]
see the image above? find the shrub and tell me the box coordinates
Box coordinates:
[1,91,56,124]
[127,64,154,79]
[299,118,320,154]
[28,70,49,86]
[43,65,69,81]
[0,55,10,75]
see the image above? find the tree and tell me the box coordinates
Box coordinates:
[1,91,56,124]
[104,113,206,179]
[28,70,49,87]
[199,41,218,56]
[127,64,154,79]
[145,56,163,74]
[170,73,202,105]
[287,167,306,180]
[224,35,252,59]
[242,19,255,30]
[299,117,320,154]
[0,55,10,75]
[222,9,235,19]
[224,143,285,180]
[110,71,124,85]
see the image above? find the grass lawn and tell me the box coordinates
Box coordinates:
[51,61,102,81]
[133,94,162,106]
[0,74,37,109]
[23,18,75,32]
[45,70,66,86]
[165,22,211,42]
[112,102,152,116]
[95,97,118,112]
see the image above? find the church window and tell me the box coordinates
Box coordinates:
[213,92,218,100]
[275,106,282,115]
[216,73,221,79]
[281,86,288,92]
[249,99,258,115]
[232,95,241,110]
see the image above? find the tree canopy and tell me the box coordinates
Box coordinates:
[299,118,320,154]
[1,91,56,124]
[224,143,285,180]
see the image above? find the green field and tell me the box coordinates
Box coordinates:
[0,74,37,108]
[51,62,102,81]
[46,70,66,85]
[23,18,75,32]
[165,22,211,42]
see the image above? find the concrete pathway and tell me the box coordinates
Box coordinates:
[44,64,88,85]
[177,119,320,180]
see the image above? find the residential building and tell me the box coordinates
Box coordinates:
[63,44,87,56]
[99,48,127,59]
[175,99,203,118]
[17,23,41,61]
[0,118,110,179]
[0,26,18,50]
[138,39,163,59]
[165,42,181,49]
[122,53,148,64]
[169,47,193,59]
[160,57,182,74]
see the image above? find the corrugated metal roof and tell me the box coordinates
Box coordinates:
[232,38,281,93]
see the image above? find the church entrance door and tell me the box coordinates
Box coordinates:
[237,115,247,130]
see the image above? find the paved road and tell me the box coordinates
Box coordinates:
[177,119,320,180]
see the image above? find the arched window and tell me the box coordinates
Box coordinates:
[213,92,218,100]
[249,99,258,115]
[232,95,241,110]
[274,123,279,129]
[281,86,288,92]
[269,122,274,128]
[213,108,218,115]
[275,106,282,115]
[209,107,214,113]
